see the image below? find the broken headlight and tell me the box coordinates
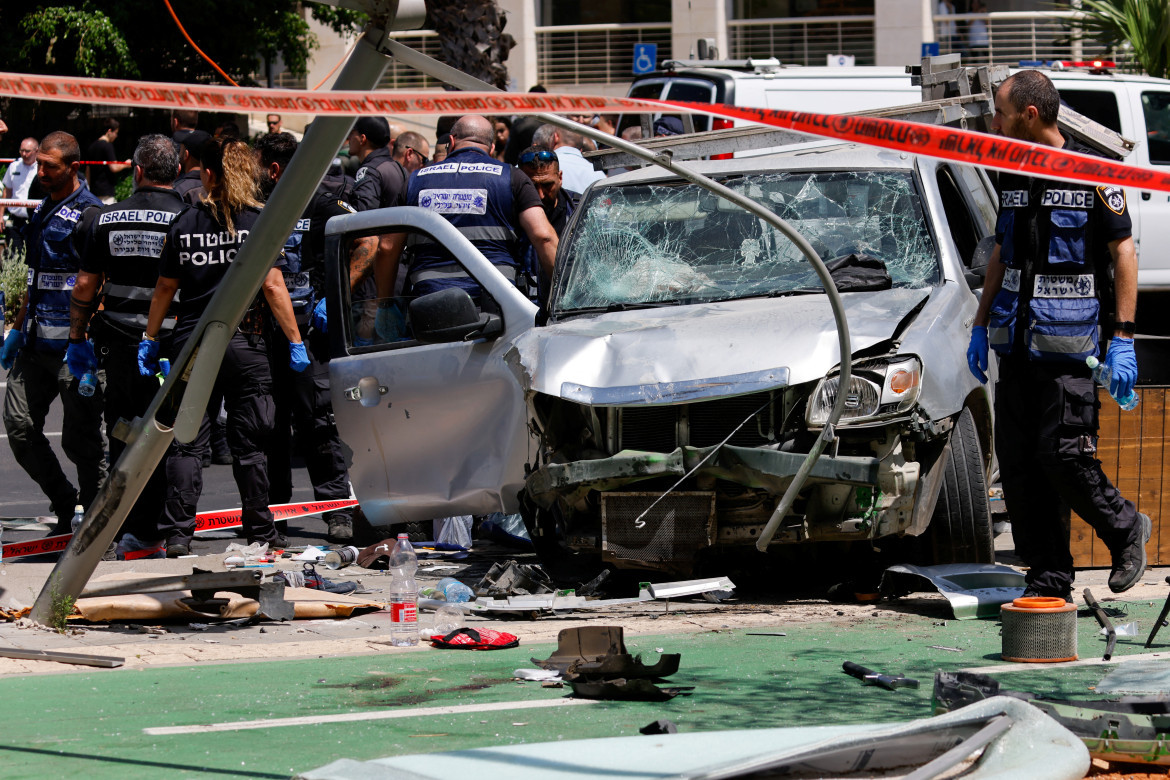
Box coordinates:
[805,356,922,426]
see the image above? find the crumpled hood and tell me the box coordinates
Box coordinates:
[506,288,930,405]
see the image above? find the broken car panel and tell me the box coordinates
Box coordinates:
[325,142,998,576]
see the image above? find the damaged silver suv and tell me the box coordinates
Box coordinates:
[326,142,999,576]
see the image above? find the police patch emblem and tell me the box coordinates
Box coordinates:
[355,167,368,182]
[1098,185,1125,215]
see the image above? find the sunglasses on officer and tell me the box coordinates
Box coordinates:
[404,147,429,165]
[519,149,557,166]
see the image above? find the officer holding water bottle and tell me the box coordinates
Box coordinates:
[967,70,1148,601]
[1,131,106,537]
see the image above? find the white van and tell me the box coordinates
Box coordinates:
[627,61,1170,295]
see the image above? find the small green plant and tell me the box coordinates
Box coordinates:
[0,244,27,326]
[114,170,134,202]
[47,575,76,633]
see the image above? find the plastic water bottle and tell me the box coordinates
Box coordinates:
[436,577,474,603]
[78,371,97,397]
[388,533,419,647]
[71,504,84,533]
[1086,356,1139,411]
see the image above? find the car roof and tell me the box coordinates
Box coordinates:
[595,141,921,187]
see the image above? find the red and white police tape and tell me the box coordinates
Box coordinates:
[0,70,1167,194]
[0,498,358,559]
[0,199,39,209]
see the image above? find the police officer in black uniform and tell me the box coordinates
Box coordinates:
[347,117,407,212]
[968,70,1149,599]
[139,137,309,554]
[256,132,376,542]
[69,134,185,547]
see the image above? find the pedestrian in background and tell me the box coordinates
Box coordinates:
[69,134,186,549]
[1,131,106,535]
[85,119,130,205]
[531,123,604,193]
[1,137,41,255]
[141,137,308,555]
[517,146,579,305]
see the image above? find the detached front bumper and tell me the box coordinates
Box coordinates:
[526,445,881,508]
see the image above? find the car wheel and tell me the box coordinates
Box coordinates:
[924,406,993,564]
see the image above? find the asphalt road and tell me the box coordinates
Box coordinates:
[0,361,331,549]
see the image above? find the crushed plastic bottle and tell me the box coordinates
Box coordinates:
[435,577,474,603]
[78,371,97,397]
[388,533,419,647]
[71,504,84,533]
[1086,356,1139,411]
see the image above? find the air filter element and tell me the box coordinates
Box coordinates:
[1001,597,1078,663]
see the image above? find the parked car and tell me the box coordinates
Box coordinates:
[325,141,999,576]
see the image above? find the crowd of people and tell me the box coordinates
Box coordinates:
[0,105,631,559]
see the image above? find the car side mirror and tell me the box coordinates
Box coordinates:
[408,287,503,343]
[965,234,996,290]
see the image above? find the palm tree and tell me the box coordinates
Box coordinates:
[428,0,516,89]
[1073,0,1170,78]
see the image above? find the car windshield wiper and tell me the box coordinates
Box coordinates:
[697,288,825,303]
[554,300,686,316]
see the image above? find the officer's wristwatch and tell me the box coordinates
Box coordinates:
[1113,321,1136,335]
[141,331,157,342]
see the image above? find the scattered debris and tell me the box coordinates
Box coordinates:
[533,626,680,679]
[746,632,787,637]
[639,719,678,735]
[513,668,561,681]
[880,563,1025,619]
[429,628,519,650]
[137,626,168,635]
[474,560,555,598]
[928,645,963,652]
[842,661,919,691]
[568,678,693,702]
[1144,575,1170,649]
[0,647,123,668]
[1085,589,1118,661]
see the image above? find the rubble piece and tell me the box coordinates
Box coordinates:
[1095,660,1170,696]
[467,576,737,616]
[935,671,1170,766]
[532,626,680,679]
[474,560,555,598]
[639,719,678,735]
[80,569,262,598]
[567,677,693,702]
[1084,588,1118,661]
[880,563,1025,619]
[1144,575,1170,648]
[0,647,123,668]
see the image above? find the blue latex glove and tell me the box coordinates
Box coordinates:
[311,298,328,335]
[288,341,310,373]
[1104,336,1137,400]
[66,340,97,379]
[0,330,25,370]
[967,325,989,384]
[137,338,160,376]
[375,303,405,342]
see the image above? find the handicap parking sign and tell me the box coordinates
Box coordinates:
[633,43,657,75]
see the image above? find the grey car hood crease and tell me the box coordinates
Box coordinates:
[506,287,932,404]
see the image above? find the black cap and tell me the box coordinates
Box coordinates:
[652,116,684,137]
[174,128,210,150]
[352,116,391,147]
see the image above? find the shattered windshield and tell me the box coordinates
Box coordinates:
[554,170,939,313]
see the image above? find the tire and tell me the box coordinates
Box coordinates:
[924,407,994,564]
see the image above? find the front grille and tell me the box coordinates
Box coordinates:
[618,406,677,453]
[616,391,776,453]
[689,394,773,447]
[601,491,716,572]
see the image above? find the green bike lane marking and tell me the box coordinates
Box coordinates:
[0,600,1163,778]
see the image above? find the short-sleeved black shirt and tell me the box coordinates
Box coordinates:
[86,137,118,198]
[159,202,274,336]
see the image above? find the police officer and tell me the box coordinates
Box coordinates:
[517,145,580,305]
[256,132,376,542]
[68,134,185,548]
[968,70,1149,599]
[140,137,309,554]
[374,114,558,325]
[0,131,106,535]
[347,116,407,212]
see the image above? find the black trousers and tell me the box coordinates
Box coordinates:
[995,357,1138,594]
[160,332,278,545]
[266,329,353,514]
[96,336,169,541]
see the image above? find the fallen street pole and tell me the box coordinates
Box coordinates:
[28,0,425,626]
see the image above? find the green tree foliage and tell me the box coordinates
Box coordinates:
[0,2,365,84]
[1075,0,1170,78]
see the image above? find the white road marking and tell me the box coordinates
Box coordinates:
[0,431,60,440]
[144,697,596,735]
[962,650,1170,674]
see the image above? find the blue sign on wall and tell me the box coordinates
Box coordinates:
[633,43,658,75]
[922,42,940,57]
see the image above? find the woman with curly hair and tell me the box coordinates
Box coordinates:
[141,136,309,554]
